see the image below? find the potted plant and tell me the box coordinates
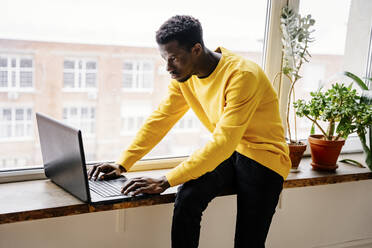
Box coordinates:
[293,83,372,171]
[342,71,372,170]
[276,6,316,170]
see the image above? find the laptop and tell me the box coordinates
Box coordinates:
[36,112,145,205]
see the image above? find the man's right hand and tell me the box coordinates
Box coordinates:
[87,163,126,181]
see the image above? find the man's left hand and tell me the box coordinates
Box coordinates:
[122,176,170,196]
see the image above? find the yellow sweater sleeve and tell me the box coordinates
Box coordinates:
[116,80,189,171]
[165,71,265,186]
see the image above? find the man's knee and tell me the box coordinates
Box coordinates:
[174,182,210,217]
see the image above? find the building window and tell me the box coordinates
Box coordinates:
[173,111,200,132]
[0,55,34,91]
[121,103,151,135]
[63,59,97,90]
[62,106,96,136]
[123,61,154,91]
[0,157,27,169]
[0,107,33,139]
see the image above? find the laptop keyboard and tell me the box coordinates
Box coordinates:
[89,180,123,197]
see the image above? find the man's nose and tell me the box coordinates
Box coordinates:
[166,62,174,72]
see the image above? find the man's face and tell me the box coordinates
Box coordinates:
[159,40,197,82]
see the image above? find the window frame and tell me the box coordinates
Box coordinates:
[122,60,154,93]
[62,104,96,138]
[0,54,34,92]
[62,58,98,92]
[2,0,371,182]
[120,102,151,136]
[0,104,34,142]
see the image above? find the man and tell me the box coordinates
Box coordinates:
[88,15,291,247]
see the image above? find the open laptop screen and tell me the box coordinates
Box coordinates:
[36,112,90,202]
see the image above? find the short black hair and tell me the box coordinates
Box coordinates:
[156,15,204,50]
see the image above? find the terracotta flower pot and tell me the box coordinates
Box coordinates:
[288,142,307,171]
[308,134,345,171]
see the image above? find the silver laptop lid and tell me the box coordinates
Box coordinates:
[36,112,91,202]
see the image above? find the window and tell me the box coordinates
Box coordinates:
[0,107,33,140]
[123,61,154,91]
[121,103,151,135]
[63,59,97,90]
[0,0,268,172]
[62,106,96,136]
[0,157,27,169]
[290,0,372,148]
[172,111,200,132]
[0,55,34,91]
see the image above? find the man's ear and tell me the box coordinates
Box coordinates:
[191,43,203,56]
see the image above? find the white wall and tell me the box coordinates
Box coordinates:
[1,180,372,248]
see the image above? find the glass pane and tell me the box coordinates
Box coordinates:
[90,108,95,118]
[123,73,133,88]
[86,61,96,70]
[0,124,11,138]
[11,71,16,87]
[26,124,32,136]
[15,109,24,120]
[27,109,32,120]
[142,73,153,89]
[20,71,32,87]
[64,60,75,69]
[85,73,96,87]
[0,57,7,67]
[127,117,134,130]
[187,119,193,129]
[2,109,11,121]
[137,116,144,128]
[78,73,82,87]
[142,62,152,71]
[20,59,33,68]
[62,108,68,119]
[15,124,24,137]
[0,0,268,168]
[123,62,133,70]
[81,107,88,118]
[70,107,77,116]
[63,72,74,87]
[0,71,8,87]
[293,0,372,140]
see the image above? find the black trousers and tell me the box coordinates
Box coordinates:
[171,152,284,248]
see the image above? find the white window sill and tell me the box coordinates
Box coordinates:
[0,89,35,93]
[120,132,136,136]
[0,137,34,143]
[62,88,98,93]
[122,89,153,93]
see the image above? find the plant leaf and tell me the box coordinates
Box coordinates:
[339,159,365,168]
[343,71,369,90]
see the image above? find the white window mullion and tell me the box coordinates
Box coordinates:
[23,109,27,138]
[11,108,16,138]
[81,59,86,88]
[133,64,137,89]
[15,57,20,89]
[138,62,143,89]
[6,57,11,89]
[74,60,79,89]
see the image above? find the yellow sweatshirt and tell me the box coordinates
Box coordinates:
[116,47,291,186]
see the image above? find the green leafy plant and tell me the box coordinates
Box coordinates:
[293,83,371,143]
[342,71,372,170]
[276,6,315,144]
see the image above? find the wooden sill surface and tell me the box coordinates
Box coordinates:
[0,153,371,225]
